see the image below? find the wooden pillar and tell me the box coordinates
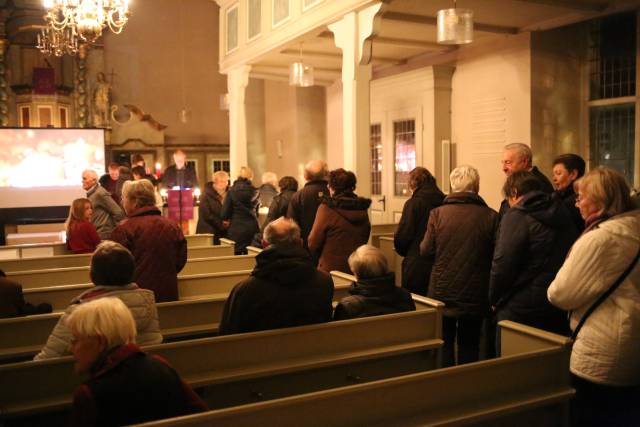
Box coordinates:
[227,65,251,181]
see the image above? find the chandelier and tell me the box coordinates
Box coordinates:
[289,44,314,87]
[42,0,130,44]
[37,25,79,56]
[436,0,474,45]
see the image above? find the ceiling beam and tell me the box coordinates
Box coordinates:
[253,64,341,79]
[513,0,609,12]
[280,48,401,65]
[382,11,519,35]
[318,31,443,51]
[249,71,333,87]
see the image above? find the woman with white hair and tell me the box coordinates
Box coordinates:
[111,179,187,302]
[419,165,499,366]
[68,298,207,426]
[548,167,640,426]
[333,245,415,320]
[222,166,260,254]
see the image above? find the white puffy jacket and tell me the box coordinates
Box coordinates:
[34,283,162,360]
[548,211,640,386]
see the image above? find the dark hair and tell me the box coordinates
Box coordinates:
[278,176,298,192]
[131,165,146,178]
[108,162,120,170]
[90,242,135,287]
[408,167,436,191]
[502,171,543,199]
[329,168,356,195]
[553,153,586,178]
[131,154,145,165]
[0,269,5,277]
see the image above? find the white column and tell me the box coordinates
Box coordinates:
[328,2,384,198]
[227,65,251,181]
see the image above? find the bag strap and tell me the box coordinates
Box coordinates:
[571,244,640,340]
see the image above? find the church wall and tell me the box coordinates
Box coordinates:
[451,32,532,210]
[102,0,228,147]
[263,80,298,181]
[246,78,266,182]
[325,81,344,170]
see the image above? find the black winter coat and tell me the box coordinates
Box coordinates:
[490,191,580,334]
[286,180,329,247]
[221,178,259,254]
[161,165,198,190]
[498,166,554,218]
[265,189,295,226]
[420,192,499,317]
[258,183,278,209]
[333,273,415,320]
[219,244,334,334]
[195,182,226,243]
[554,185,584,232]
[394,182,445,295]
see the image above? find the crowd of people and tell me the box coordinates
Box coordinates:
[1,143,639,426]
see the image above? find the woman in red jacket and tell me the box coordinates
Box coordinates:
[66,198,101,254]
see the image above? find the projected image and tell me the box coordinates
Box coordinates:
[0,129,105,188]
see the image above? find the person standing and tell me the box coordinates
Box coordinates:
[552,153,586,232]
[161,149,198,190]
[265,176,298,226]
[82,169,125,240]
[257,172,278,211]
[394,167,445,296]
[98,163,121,205]
[196,171,230,244]
[286,160,329,249]
[111,180,187,302]
[221,166,260,255]
[65,198,101,254]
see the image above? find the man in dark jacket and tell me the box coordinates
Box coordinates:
[196,171,229,244]
[221,167,260,254]
[394,167,444,296]
[286,159,329,248]
[257,172,279,210]
[161,149,198,190]
[499,143,553,218]
[490,171,580,342]
[98,162,121,205]
[334,245,415,320]
[111,180,187,302]
[419,165,499,366]
[219,217,334,335]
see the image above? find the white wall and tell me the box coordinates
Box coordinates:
[325,81,344,170]
[452,33,532,210]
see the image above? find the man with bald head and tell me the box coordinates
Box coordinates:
[82,169,125,240]
[286,159,329,249]
[219,217,333,335]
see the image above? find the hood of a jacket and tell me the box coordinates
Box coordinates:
[323,194,371,225]
[252,244,317,286]
[350,273,397,299]
[443,192,487,207]
[512,190,569,227]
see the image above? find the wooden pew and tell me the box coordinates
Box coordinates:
[379,236,403,286]
[369,223,397,248]
[8,255,255,289]
[0,297,443,420]
[22,270,253,312]
[185,234,214,247]
[131,321,573,427]
[0,297,226,362]
[0,244,235,273]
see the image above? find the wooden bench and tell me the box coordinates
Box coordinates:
[9,255,255,290]
[22,270,253,312]
[379,236,403,286]
[131,321,573,427]
[0,244,235,273]
[0,297,443,420]
[369,223,397,248]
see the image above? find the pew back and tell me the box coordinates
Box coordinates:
[379,236,403,286]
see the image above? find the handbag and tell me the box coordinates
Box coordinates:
[571,244,640,340]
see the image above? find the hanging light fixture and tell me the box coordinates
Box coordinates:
[289,43,314,87]
[37,25,79,56]
[436,0,473,45]
[42,0,130,43]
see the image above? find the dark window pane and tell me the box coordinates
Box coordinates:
[590,103,635,183]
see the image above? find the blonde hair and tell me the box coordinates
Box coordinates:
[65,198,91,234]
[122,179,156,209]
[66,298,136,347]
[348,245,389,279]
[575,167,633,217]
[450,165,480,193]
[238,166,254,180]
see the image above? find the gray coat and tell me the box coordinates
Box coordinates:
[34,284,162,360]
[87,184,125,240]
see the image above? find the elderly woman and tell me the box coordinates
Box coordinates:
[196,170,230,244]
[67,298,206,426]
[394,167,445,296]
[308,168,371,274]
[222,166,260,254]
[552,153,586,231]
[35,241,161,360]
[111,179,187,302]
[419,165,499,366]
[548,167,640,427]
[490,171,579,338]
[334,245,415,320]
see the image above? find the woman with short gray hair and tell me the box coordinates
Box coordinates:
[419,165,499,367]
[333,245,415,321]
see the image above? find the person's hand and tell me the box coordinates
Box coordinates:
[222,220,230,229]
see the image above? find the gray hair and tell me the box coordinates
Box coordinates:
[122,179,156,208]
[66,298,136,348]
[263,217,301,245]
[450,165,480,193]
[504,143,532,166]
[212,170,229,183]
[262,172,278,187]
[83,169,98,180]
[348,245,389,279]
[304,160,328,182]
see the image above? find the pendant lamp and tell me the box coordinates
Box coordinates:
[289,44,314,87]
[436,0,474,45]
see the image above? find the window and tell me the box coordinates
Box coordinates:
[393,119,416,196]
[272,0,290,28]
[248,0,261,41]
[370,123,382,195]
[590,103,636,182]
[303,0,322,11]
[226,5,239,53]
[212,160,230,173]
